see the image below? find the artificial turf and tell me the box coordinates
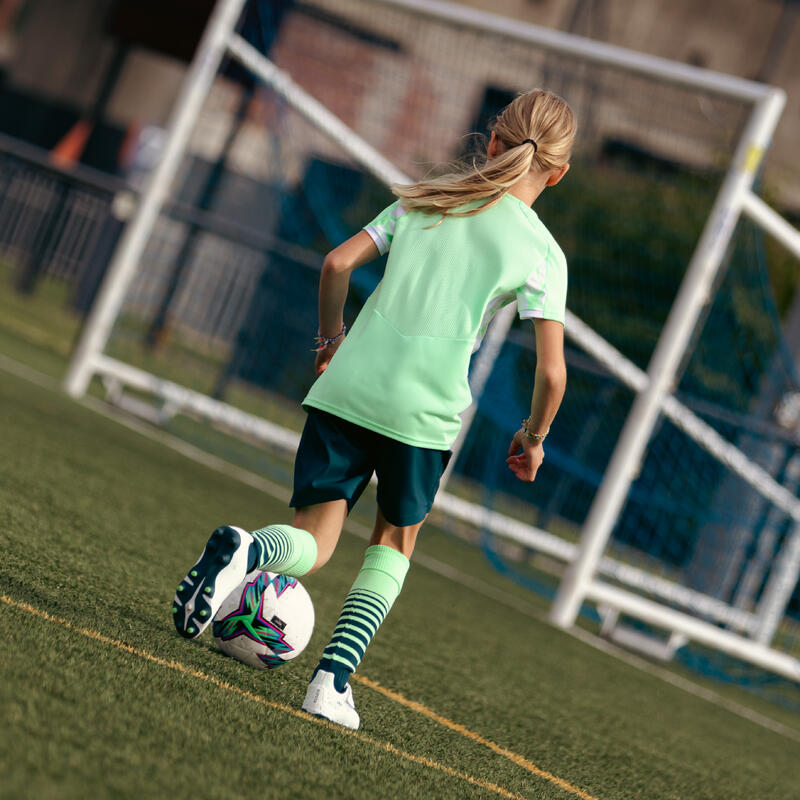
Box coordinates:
[2,362,799,800]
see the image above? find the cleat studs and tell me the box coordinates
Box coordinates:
[177,584,184,592]
[190,570,198,578]
[172,607,178,615]
[204,587,212,595]
[199,610,207,618]
[187,626,195,634]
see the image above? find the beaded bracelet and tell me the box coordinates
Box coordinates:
[521,418,549,442]
[312,324,347,352]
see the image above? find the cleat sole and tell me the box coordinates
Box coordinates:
[171,525,253,640]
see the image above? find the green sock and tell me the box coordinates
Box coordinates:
[248,524,317,576]
[316,545,410,690]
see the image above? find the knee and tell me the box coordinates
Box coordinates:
[307,540,335,574]
[306,558,325,575]
[369,527,419,558]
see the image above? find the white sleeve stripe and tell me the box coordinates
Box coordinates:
[519,308,565,323]
[364,225,389,255]
[519,309,545,319]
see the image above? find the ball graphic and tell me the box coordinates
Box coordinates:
[212,570,314,669]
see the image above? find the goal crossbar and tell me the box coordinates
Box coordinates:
[374,0,772,102]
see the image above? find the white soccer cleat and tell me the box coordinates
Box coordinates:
[301,670,360,730]
[172,525,253,639]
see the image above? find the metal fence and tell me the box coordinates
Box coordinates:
[0,133,125,299]
[0,133,322,345]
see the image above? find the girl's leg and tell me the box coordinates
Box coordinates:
[249,407,373,578]
[174,500,347,639]
[175,408,374,640]
[249,499,348,575]
[368,508,426,555]
[302,510,425,728]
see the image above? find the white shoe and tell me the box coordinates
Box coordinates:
[301,670,360,730]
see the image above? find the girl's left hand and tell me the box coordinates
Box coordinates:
[506,429,544,482]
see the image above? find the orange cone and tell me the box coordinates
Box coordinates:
[50,118,93,168]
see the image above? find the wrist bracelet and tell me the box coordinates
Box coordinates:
[521,418,549,442]
[313,324,347,352]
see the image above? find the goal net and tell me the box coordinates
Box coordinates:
[65,0,800,697]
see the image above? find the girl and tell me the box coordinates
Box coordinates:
[172,89,575,730]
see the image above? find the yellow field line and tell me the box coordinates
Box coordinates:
[354,675,597,800]
[2,594,533,800]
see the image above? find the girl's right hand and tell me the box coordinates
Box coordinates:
[505,429,545,482]
[314,340,343,376]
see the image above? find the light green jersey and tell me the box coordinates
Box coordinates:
[303,194,567,449]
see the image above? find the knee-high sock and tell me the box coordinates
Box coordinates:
[248,524,317,576]
[316,544,410,691]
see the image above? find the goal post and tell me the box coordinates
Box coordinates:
[550,88,787,628]
[63,0,800,683]
[64,0,250,398]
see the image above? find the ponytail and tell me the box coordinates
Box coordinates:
[393,89,575,220]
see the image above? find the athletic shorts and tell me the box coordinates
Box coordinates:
[290,408,451,527]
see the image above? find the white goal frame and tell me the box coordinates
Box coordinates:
[64,0,800,680]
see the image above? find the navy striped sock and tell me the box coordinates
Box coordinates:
[316,545,410,691]
[248,525,317,576]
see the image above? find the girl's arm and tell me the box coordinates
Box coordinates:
[315,231,380,376]
[506,318,567,482]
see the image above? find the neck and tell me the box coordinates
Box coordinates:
[508,172,549,207]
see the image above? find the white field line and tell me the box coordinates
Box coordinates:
[1,353,798,744]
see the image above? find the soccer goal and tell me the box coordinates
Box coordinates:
[64,0,800,684]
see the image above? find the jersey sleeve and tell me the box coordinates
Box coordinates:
[363,201,407,255]
[516,242,568,325]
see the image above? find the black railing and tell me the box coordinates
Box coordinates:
[0,133,322,320]
[0,133,129,297]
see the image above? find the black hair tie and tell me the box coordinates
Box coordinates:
[522,138,538,152]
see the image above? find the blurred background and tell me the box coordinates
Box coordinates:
[1,0,799,710]
[1,0,798,198]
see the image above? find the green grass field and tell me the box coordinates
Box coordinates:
[2,344,800,799]
[2,272,800,798]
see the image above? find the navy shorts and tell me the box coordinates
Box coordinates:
[290,408,451,527]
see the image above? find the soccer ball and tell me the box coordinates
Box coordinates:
[212,570,314,669]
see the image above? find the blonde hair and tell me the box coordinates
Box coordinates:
[393,89,576,219]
